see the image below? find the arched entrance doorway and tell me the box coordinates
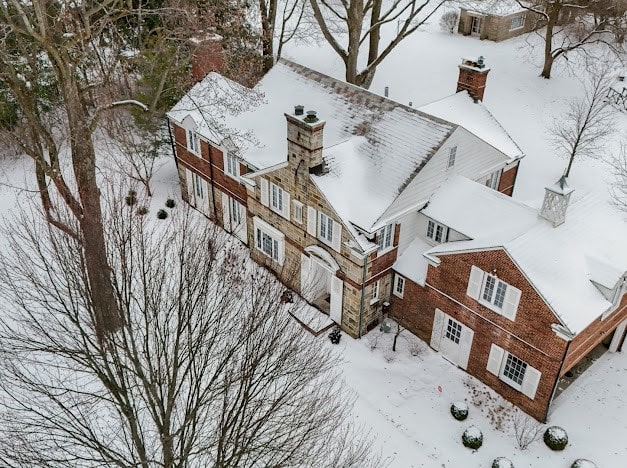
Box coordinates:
[301,246,343,325]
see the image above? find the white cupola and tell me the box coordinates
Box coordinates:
[539,176,574,227]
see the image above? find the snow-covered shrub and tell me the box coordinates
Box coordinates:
[157,209,168,220]
[492,457,514,468]
[462,426,483,450]
[165,198,176,208]
[136,206,149,216]
[439,10,459,34]
[450,402,468,421]
[571,459,597,468]
[543,426,568,451]
[329,327,341,344]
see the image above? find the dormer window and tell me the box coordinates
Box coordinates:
[427,220,448,243]
[447,146,457,168]
[186,129,200,155]
[377,224,394,252]
[225,152,239,178]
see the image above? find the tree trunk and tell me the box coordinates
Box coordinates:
[541,2,560,79]
[541,53,554,79]
[344,2,364,85]
[261,0,277,73]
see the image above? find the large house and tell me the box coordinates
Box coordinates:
[167,47,627,421]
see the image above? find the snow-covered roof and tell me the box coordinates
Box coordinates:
[418,91,524,161]
[424,177,627,334]
[460,0,529,16]
[393,238,432,286]
[169,59,456,230]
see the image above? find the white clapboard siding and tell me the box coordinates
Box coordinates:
[458,327,474,370]
[430,308,445,351]
[307,206,317,236]
[486,343,505,376]
[331,220,342,252]
[467,265,484,300]
[521,366,541,400]
[330,276,343,324]
[502,285,522,321]
[260,178,269,207]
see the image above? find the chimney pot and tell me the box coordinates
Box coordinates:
[456,55,491,102]
[304,110,319,123]
[384,86,389,97]
[294,105,304,116]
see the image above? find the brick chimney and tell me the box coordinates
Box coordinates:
[285,106,326,175]
[190,33,225,82]
[539,176,574,227]
[456,56,491,102]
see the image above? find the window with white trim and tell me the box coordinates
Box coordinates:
[426,220,448,243]
[482,274,508,309]
[225,152,239,178]
[319,212,334,243]
[377,224,394,252]
[486,170,501,189]
[186,129,200,154]
[194,174,204,198]
[270,183,284,213]
[253,217,284,264]
[371,280,380,304]
[447,146,457,168]
[292,200,303,224]
[393,275,405,298]
[501,352,528,389]
[510,15,525,30]
[229,196,242,226]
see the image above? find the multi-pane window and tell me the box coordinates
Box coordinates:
[447,146,457,168]
[486,170,500,189]
[194,174,204,198]
[482,274,507,309]
[371,281,380,302]
[445,318,462,344]
[427,220,447,243]
[271,183,284,212]
[502,353,528,387]
[394,275,405,298]
[256,228,280,261]
[510,15,525,30]
[186,129,200,154]
[378,224,394,251]
[319,212,334,243]
[225,152,239,177]
[230,197,241,226]
[292,200,303,224]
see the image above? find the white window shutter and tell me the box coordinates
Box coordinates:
[330,276,343,324]
[486,344,505,376]
[458,327,474,370]
[430,308,445,351]
[281,190,290,219]
[331,220,342,252]
[185,169,195,205]
[307,206,317,236]
[300,253,313,301]
[502,285,521,321]
[466,265,484,300]
[221,192,230,232]
[521,366,541,400]
[260,178,269,207]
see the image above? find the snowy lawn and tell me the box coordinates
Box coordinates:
[331,324,626,467]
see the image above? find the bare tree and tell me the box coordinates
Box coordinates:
[439,9,459,33]
[513,411,543,450]
[0,195,376,467]
[516,0,625,78]
[309,0,448,88]
[550,69,616,177]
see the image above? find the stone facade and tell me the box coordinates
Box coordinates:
[458,9,538,42]
[390,248,627,421]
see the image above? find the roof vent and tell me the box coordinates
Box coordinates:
[304,110,319,123]
[476,55,485,69]
[294,104,304,116]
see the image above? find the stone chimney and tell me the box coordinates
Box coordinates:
[190,32,225,82]
[456,56,491,102]
[285,106,326,174]
[539,176,574,227]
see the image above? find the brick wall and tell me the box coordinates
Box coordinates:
[498,163,519,196]
[562,294,627,375]
[390,249,568,420]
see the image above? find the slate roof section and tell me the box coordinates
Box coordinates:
[424,177,627,335]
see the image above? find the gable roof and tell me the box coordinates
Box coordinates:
[424,177,627,335]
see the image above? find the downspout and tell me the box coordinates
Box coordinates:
[545,338,573,422]
[358,253,368,338]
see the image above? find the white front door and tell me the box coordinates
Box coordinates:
[222,193,248,244]
[471,16,482,35]
[431,310,474,370]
